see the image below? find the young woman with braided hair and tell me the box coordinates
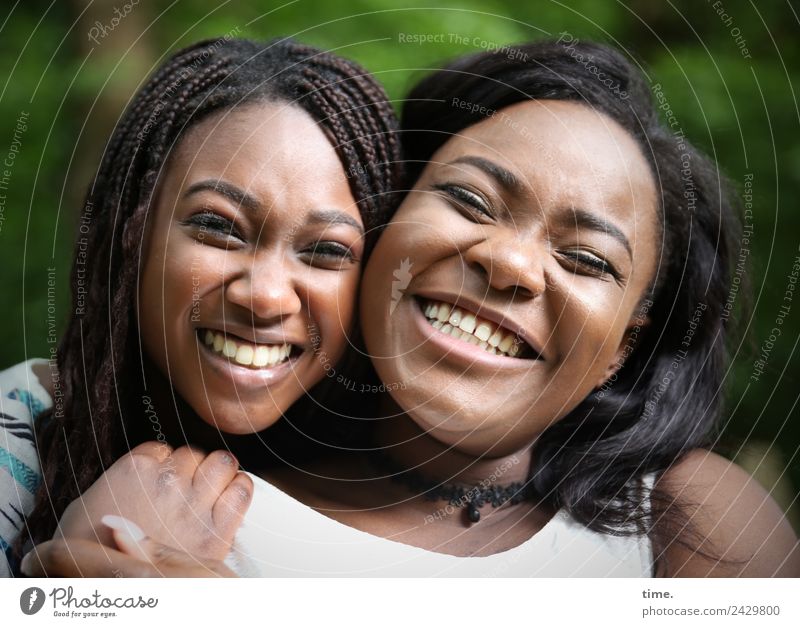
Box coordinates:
[0,36,402,576]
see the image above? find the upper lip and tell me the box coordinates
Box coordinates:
[414,291,546,360]
[198,322,308,349]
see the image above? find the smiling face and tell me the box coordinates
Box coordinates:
[361,100,659,456]
[139,102,364,435]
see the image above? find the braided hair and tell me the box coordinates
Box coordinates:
[22,37,402,549]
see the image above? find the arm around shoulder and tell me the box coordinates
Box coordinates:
[651,449,800,577]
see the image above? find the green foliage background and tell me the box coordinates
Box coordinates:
[1,1,798,517]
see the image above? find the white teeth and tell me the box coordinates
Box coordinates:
[475,323,492,342]
[213,334,225,352]
[421,299,530,359]
[458,314,476,334]
[223,339,237,358]
[448,309,462,327]
[253,346,270,367]
[235,345,254,366]
[201,329,292,369]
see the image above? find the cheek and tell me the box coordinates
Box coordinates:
[309,270,360,359]
[549,274,628,365]
[360,223,432,339]
[364,216,453,292]
[144,238,203,315]
[140,234,221,353]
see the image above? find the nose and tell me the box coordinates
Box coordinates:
[462,234,546,298]
[224,250,302,320]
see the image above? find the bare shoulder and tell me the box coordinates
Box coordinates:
[651,448,800,577]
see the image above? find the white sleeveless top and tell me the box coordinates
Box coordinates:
[225,472,655,577]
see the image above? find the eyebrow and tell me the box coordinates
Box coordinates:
[449,156,523,194]
[184,179,261,213]
[307,209,364,235]
[567,208,633,258]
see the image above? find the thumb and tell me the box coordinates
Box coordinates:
[100,515,158,562]
[100,515,206,570]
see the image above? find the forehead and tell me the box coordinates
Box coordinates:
[439,100,657,224]
[166,102,357,214]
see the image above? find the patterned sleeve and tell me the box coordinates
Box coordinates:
[0,359,51,577]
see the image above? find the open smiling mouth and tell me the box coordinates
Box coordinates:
[198,329,298,370]
[419,298,541,360]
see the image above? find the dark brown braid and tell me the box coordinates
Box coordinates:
[19,37,402,552]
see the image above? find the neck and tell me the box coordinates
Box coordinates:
[371,395,533,488]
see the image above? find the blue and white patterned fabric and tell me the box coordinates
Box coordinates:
[0,359,51,577]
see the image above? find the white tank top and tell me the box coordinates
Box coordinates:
[225,472,655,577]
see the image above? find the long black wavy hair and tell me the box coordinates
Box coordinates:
[401,39,744,574]
[22,37,402,550]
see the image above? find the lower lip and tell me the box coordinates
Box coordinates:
[196,334,300,388]
[410,299,537,371]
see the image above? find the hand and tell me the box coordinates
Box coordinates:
[22,516,237,577]
[56,443,253,561]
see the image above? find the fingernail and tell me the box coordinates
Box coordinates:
[20,550,34,576]
[101,515,145,541]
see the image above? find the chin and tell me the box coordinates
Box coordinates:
[196,402,284,436]
[403,395,539,454]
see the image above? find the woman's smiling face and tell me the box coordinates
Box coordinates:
[361,100,659,456]
[140,103,364,434]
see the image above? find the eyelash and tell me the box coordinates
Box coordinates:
[182,211,242,240]
[302,241,356,263]
[561,250,621,280]
[434,183,493,219]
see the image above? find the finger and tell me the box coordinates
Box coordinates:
[102,516,222,575]
[168,445,207,475]
[21,539,156,578]
[193,450,239,495]
[212,471,253,532]
[129,440,174,463]
[102,515,150,562]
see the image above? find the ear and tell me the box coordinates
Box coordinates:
[595,311,651,389]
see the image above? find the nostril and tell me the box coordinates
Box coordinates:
[467,260,490,279]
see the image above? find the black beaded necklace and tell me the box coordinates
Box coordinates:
[370,451,540,524]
